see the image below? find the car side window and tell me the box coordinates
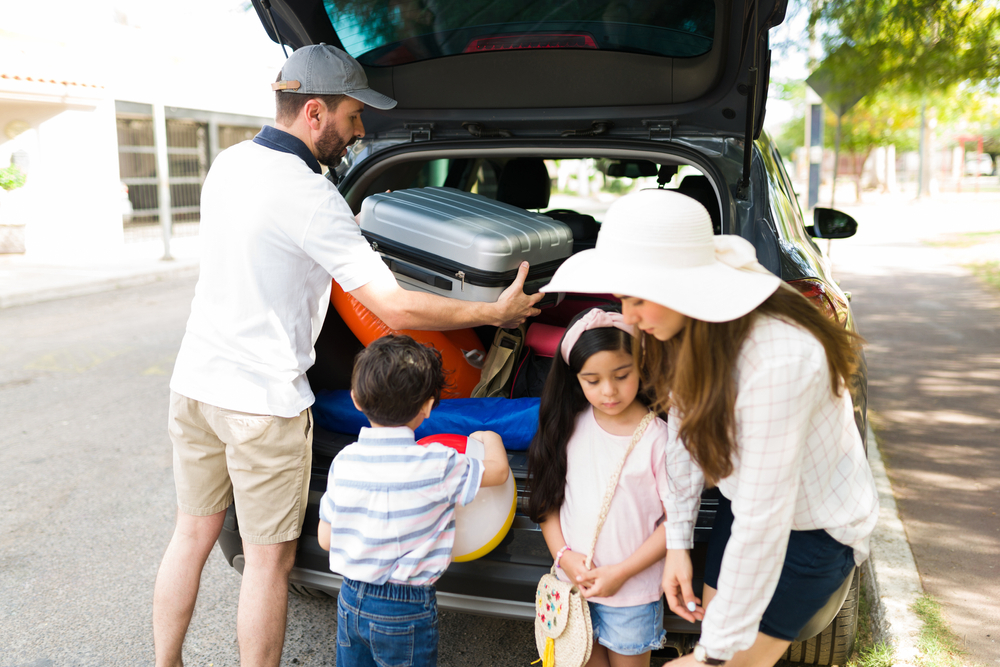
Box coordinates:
[762,142,817,250]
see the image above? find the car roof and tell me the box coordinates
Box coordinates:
[252,0,786,141]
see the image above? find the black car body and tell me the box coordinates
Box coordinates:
[216,1,868,663]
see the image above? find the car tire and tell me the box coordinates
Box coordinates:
[288,583,334,599]
[780,568,859,665]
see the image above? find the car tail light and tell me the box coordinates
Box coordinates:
[788,278,850,327]
[464,33,598,53]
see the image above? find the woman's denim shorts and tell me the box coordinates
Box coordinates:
[589,598,666,656]
[705,495,856,641]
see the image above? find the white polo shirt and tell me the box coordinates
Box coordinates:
[170,127,392,417]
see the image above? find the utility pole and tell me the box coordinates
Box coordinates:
[806,0,824,211]
[152,102,173,261]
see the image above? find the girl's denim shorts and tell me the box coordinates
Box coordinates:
[589,598,666,656]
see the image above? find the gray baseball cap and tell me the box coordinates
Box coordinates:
[271,43,397,110]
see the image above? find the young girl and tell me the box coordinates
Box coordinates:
[540,189,880,667]
[527,306,670,667]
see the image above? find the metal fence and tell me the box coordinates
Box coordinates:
[117,116,263,242]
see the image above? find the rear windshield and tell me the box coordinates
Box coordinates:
[324,0,716,66]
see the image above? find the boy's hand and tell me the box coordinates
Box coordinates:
[317,519,331,551]
[470,430,510,487]
[576,562,629,599]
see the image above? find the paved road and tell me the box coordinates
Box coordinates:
[0,278,542,666]
[831,194,1000,665]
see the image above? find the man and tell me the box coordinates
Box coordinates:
[152,43,541,667]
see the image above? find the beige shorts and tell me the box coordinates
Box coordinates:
[167,391,313,545]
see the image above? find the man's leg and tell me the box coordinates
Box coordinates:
[236,539,297,667]
[153,508,227,667]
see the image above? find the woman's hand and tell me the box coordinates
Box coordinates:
[663,549,704,622]
[575,563,629,599]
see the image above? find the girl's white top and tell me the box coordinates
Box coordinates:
[557,406,670,607]
[663,315,879,660]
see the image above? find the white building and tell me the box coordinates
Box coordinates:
[0,1,284,258]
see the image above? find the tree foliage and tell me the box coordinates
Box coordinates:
[815,0,1000,96]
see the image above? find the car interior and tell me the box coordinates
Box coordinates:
[308,153,724,399]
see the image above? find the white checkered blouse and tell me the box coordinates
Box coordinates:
[663,315,879,660]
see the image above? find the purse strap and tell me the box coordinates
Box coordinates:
[584,411,656,569]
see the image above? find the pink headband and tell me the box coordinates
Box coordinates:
[560,309,634,364]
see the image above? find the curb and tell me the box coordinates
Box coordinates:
[864,424,925,665]
[0,263,199,309]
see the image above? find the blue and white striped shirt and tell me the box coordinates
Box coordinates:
[319,426,484,586]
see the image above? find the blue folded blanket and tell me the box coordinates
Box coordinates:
[312,390,540,451]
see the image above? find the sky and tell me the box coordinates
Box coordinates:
[1,0,288,117]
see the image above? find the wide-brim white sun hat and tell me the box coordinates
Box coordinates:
[540,188,782,323]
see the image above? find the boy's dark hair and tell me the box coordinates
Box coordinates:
[351,335,447,427]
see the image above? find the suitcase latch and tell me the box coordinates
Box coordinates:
[370,240,379,252]
[455,271,466,291]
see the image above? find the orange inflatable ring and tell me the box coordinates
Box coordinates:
[330,280,486,398]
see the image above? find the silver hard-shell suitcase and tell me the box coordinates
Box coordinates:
[359,187,573,306]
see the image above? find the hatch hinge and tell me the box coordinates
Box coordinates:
[642,120,676,141]
[462,122,513,138]
[561,121,612,137]
[405,124,435,142]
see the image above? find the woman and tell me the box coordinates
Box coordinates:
[541,189,879,667]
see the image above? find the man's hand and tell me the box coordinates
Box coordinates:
[575,562,629,599]
[663,549,704,622]
[495,262,543,328]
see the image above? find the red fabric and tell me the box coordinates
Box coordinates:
[525,323,565,358]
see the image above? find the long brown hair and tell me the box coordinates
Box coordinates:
[637,284,863,485]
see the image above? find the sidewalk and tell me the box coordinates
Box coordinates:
[834,192,1000,666]
[0,235,201,309]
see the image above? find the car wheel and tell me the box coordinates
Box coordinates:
[780,569,859,665]
[288,583,334,599]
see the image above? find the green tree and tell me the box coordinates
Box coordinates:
[0,165,26,191]
[797,0,1000,193]
[815,0,1000,94]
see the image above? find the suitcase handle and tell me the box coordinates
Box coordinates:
[383,257,454,292]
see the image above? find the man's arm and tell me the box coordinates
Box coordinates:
[349,261,543,331]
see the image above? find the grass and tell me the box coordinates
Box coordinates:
[848,575,894,667]
[921,230,1000,295]
[925,231,1000,248]
[912,595,971,667]
[968,260,1000,293]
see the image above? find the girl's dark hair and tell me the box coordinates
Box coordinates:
[526,306,641,523]
[637,284,864,485]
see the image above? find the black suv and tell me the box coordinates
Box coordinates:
[217,1,868,663]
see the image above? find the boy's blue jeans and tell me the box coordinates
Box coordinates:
[337,577,439,667]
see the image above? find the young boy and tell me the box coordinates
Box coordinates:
[317,335,511,666]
